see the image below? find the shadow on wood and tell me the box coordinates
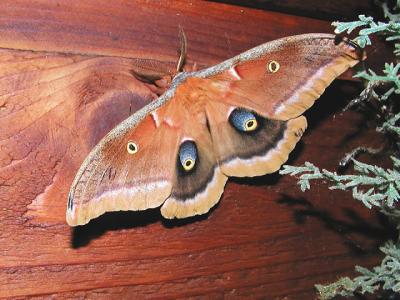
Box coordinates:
[278,194,398,256]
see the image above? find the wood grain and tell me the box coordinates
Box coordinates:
[0,0,334,63]
[0,1,391,299]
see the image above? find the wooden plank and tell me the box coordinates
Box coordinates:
[0,1,390,298]
[2,254,372,298]
[0,0,333,64]
[0,0,387,78]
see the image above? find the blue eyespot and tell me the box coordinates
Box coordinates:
[179,140,197,172]
[229,108,259,132]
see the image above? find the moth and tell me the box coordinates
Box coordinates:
[67,33,363,226]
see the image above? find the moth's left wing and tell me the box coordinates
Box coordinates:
[66,110,179,225]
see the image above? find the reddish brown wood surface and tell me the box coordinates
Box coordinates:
[0,0,334,63]
[0,1,392,299]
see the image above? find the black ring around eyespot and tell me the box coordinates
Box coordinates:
[228,108,261,133]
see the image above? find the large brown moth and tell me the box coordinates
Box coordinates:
[67,33,363,226]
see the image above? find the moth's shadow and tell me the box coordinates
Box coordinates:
[72,209,158,248]
[278,194,398,255]
[71,206,215,248]
[304,80,362,131]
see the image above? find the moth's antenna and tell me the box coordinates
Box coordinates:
[176,26,187,73]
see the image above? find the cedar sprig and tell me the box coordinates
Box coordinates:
[280,157,400,209]
[332,4,400,51]
[315,242,400,298]
[279,1,400,298]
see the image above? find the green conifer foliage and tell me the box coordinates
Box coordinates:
[279,1,400,298]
